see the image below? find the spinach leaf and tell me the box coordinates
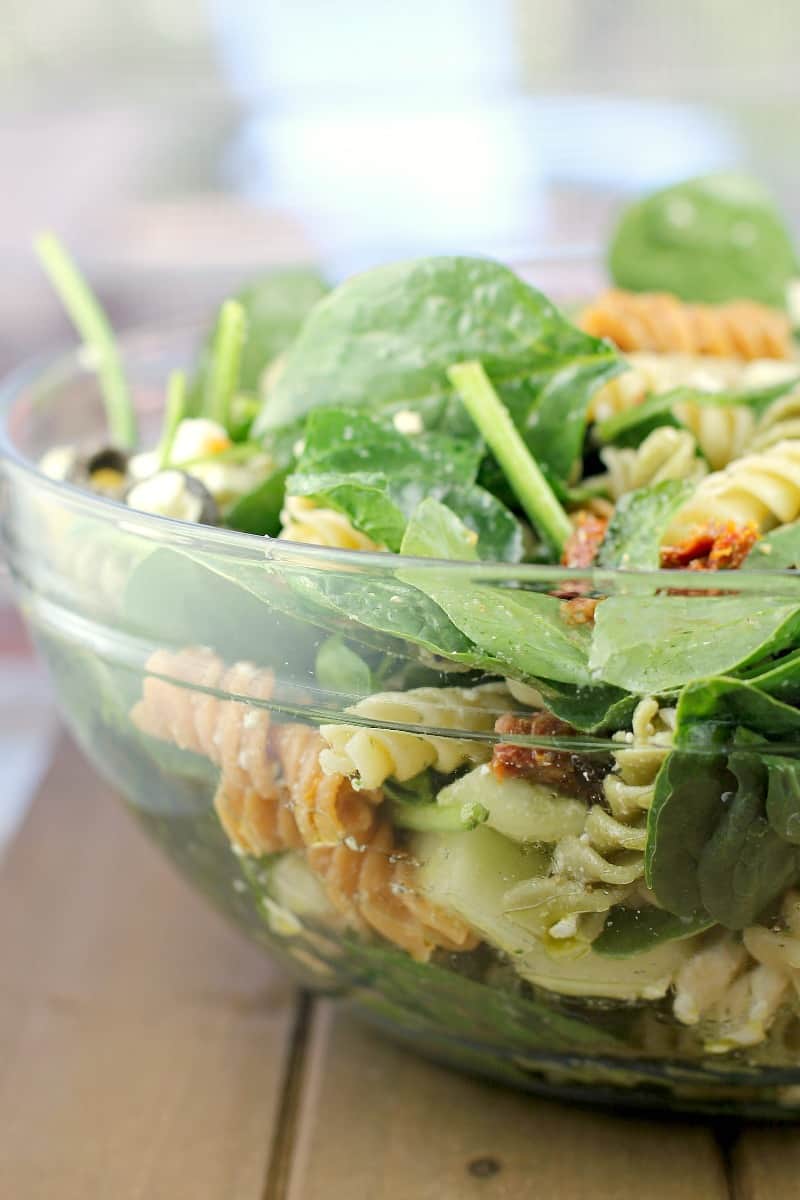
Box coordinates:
[296,407,482,483]
[765,753,800,844]
[645,750,734,918]
[289,470,408,550]
[743,521,800,571]
[533,680,636,735]
[597,380,798,449]
[594,906,714,958]
[226,465,290,536]
[676,675,800,744]
[191,268,329,411]
[288,409,521,559]
[596,479,694,569]
[315,635,373,696]
[590,594,800,693]
[697,747,799,929]
[523,355,623,484]
[254,257,620,478]
[400,499,592,686]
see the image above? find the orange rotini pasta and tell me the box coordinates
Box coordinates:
[580,288,794,361]
[132,647,476,960]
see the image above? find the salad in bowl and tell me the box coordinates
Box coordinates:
[5,172,800,1116]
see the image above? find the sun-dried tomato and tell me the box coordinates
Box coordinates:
[660,521,759,572]
[560,596,599,626]
[492,712,608,801]
[561,511,609,569]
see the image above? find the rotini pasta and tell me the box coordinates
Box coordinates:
[599,427,707,500]
[588,351,749,423]
[580,288,794,360]
[132,647,476,960]
[280,494,384,550]
[664,437,800,541]
[319,682,511,789]
[501,699,673,957]
[751,389,800,453]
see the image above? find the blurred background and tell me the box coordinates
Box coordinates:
[1,0,798,845]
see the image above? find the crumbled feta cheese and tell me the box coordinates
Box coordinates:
[171,418,231,465]
[189,453,273,509]
[39,445,80,481]
[392,409,423,435]
[128,450,159,481]
[126,470,205,522]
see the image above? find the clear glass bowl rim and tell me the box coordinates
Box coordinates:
[1,296,799,594]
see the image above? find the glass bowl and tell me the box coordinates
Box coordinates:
[4,274,800,1120]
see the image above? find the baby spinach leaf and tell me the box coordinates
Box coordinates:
[315,635,373,696]
[645,750,734,918]
[743,521,800,571]
[288,471,408,550]
[226,465,290,536]
[523,355,622,484]
[254,257,620,457]
[597,379,798,449]
[590,594,800,693]
[533,680,636,735]
[191,268,329,411]
[765,754,800,844]
[596,479,694,569]
[296,407,482,484]
[400,499,592,686]
[676,675,800,744]
[697,748,799,929]
[438,484,523,563]
[288,409,522,559]
[593,906,714,958]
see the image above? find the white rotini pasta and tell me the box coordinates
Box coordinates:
[751,389,800,453]
[588,352,748,423]
[279,495,384,550]
[501,699,673,957]
[671,402,756,471]
[319,682,511,789]
[599,427,707,500]
[664,437,800,541]
[670,892,800,1050]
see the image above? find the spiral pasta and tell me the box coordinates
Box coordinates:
[580,288,794,360]
[132,647,475,960]
[751,389,800,453]
[599,427,707,500]
[280,494,384,550]
[501,699,673,957]
[319,682,511,789]
[664,437,800,541]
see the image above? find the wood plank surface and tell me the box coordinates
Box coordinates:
[285,1004,730,1200]
[0,736,298,1200]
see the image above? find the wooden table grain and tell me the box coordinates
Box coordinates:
[1,736,797,1199]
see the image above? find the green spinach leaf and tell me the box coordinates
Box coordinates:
[590,594,800,693]
[315,635,373,696]
[191,268,329,412]
[226,465,290,536]
[594,906,714,958]
[676,675,800,744]
[400,499,592,685]
[254,257,620,481]
[697,747,799,929]
[596,479,694,569]
[645,750,733,918]
[597,380,798,449]
[743,521,800,571]
[765,753,800,844]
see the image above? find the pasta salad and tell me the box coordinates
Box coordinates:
[27,172,800,1109]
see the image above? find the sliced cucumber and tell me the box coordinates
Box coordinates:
[412,827,549,955]
[413,827,692,1001]
[438,764,587,844]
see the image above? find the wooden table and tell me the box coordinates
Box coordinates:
[1,737,799,1199]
